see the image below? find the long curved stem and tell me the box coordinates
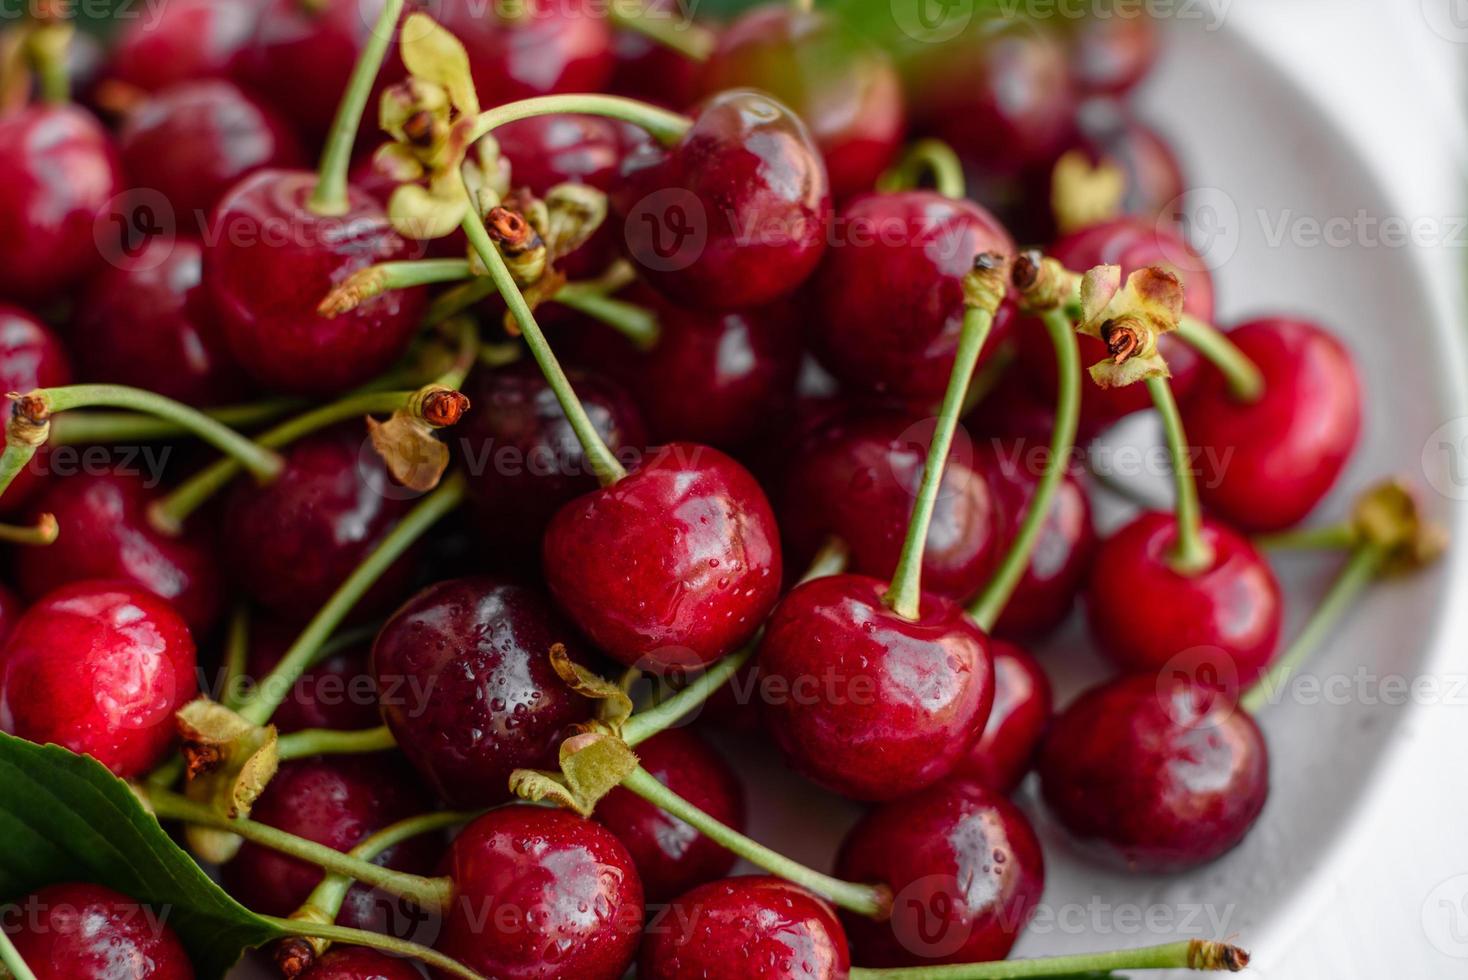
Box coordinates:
[0,928,38,980]
[49,398,303,446]
[970,308,1081,631]
[848,940,1248,978]
[555,286,661,350]
[1255,522,1359,552]
[1146,375,1213,575]
[261,917,483,980]
[878,139,967,200]
[277,725,398,760]
[473,94,691,148]
[1178,314,1264,403]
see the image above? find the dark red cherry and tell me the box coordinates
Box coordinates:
[0,105,122,303]
[118,80,304,225]
[245,621,377,733]
[0,581,196,778]
[543,443,781,672]
[641,876,850,980]
[2,883,194,980]
[437,0,614,109]
[204,169,427,394]
[1181,317,1362,532]
[457,362,647,561]
[18,472,223,634]
[757,574,994,801]
[372,577,596,808]
[0,305,72,515]
[436,806,643,980]
[1086,512,1282,687]
[1066,8,1159,96]
[595,729,744,903]
[224,755,441,933]
[952,639,1052,794]
[808,191,1014,401]
[105,0,264,93]
[775,410,1001,603]
[835,779,1044,967]
[222,425,419,623]
[1038,672,1269,872]
[299,947,420,980]
[974,439,1097,638]
[702,4,904,199]
[70,237,250,406]
[0,583,22,647]
[614,89,832,312]
[608,0,705,110]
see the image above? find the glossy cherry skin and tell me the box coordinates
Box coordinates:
[2,883,194,980]
[222,425,419,623]
[1067,8,1159,96]
[608,0,704,110]
[299,947,421,980]
[615,89,832,312]
[641,876,850,980]
[437,0,614,109]
[952,640,1052,794]
[1087,512,1282,688]
[245,621,377,733]
[70,237,250,406]
[835,780,1044,967]
[702,4,904,199]
[809,191,1014,401]
[1039,673,1269,872]
[775,411,1001,603]
[0,584,23,648]
[543,443,782,672]
[372,577,595,808]
[105,0,263,93]
[595,729,745,903]
[205,169,427,394]
[118,80,304,225]
[1181,317,1362,532]
[435,806,643,980]
[0,581,196,778]
[19,473,223,634]
[0,105,122,303]
[757,574,995,801]
[0,306,72,515]
[224,756,441,933]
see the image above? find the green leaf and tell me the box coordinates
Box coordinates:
[0,733,285,979]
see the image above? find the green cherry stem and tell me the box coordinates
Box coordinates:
[48,398,304,446]
[1255,522,1359,552]
[1146,375,1214,575]
[554,283,661,350]
[970,306,1081,631]
[0,926,38,980]
[261,917,485,980]
[1178,314,1264,403]
[319,259,474,317]
[472,94,691,148]
[277,725,399,760]
[219,604,251,711]
[878,139,967,200]
[608,5,717,61]
[847,939,1249,978]
[25,20,71,106]
[235,474,467,727]
[0,515,57,547]
[309,0,405,216]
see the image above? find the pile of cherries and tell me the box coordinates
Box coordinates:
[0,2,1434,980]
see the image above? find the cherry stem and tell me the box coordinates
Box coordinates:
[1146,375,1214,575]
[472,95,692,148]
[277,724,398,760]
[878,139,967,200]
[846,939,1249,978]
[145,788,455,913]
[235,474,467,727]
[970,308,1081,631]
[219,605,252,711]
[0,928,38,980]
[309,0,405,216]
[49,398,304,446]
[461,194,627,487]
[26,21,70,106]
[1255,522,1358,552]
[1240,540,1389,715]
[555,284,661,350]
[885,306,996,620]
[0,514,56,547]
[425,258,637,329]
[619,766,892,919]
[20,385,283,481]
[261,916,484,980]
[606,7,716,62]
[1177,314,1264,403]
[319,259,474,317]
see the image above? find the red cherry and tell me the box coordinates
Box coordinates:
[641,876,850,980]
[775,410,1002,603]
[0,105,122,303]
[299,947,421,980]
[105,0,264,93]
[608,0,705,110]
[595,729,744,903]
[702,4,904,198]
[0,581,196,778]
[0,583,23,648]
[437,0,614,108]
[245,621,377,734]
[70,237,251,406]
[435,806,643,980]
[19,472,223,634]
[222,425,418,623]
[615,89,832,312]
[757,574,994,801]
[543,443,782,671]
[372,577,595,808]
[1066,9,1159,97]
[1086,511,1282,687]
[2,883,194,980]
[1181,317,1362,532]
[0,306,72,515]
[204,169,427,394]
[1038,673,1269,872]
[835,780,1044,967]
[808,191,1014,401]
[952,639,1052,794]
[118,80,305,224]
[223,755,441,934]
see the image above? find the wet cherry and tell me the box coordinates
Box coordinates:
[952,639,1052,794]
[244,621,377,733]
[436,0,614,109]
[2,883,195,980]
[0,581,196,778]
[298,947,421,980]
[104,0,264,94]
[0,306,72,515]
